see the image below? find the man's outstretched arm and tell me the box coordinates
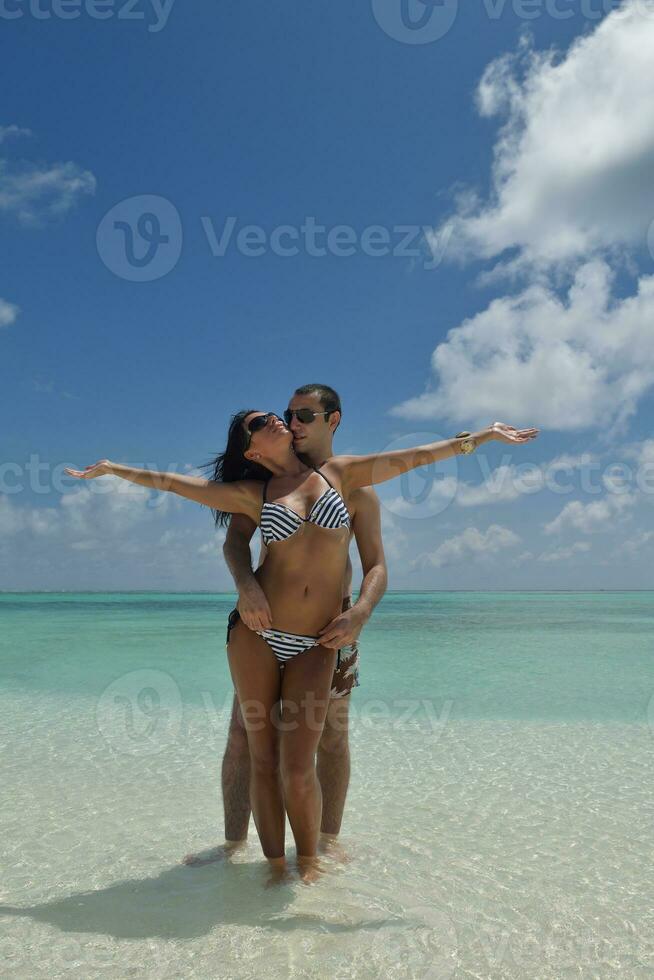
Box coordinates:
[223,514,273,631]
[318,487,387,648]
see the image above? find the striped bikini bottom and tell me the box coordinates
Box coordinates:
[254,628,321,665]
[226,608,340,669]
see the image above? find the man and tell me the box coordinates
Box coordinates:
[183,384,387,864]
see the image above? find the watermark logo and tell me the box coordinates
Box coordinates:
[371,0,654,43]
[371,0,459,44]
[95,204,451,281]
[375,432,460,519]
[96,668,183,755]
[96,195,182,281]
[402,903,458,978]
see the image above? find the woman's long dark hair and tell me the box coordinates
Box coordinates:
[199,409,273,528]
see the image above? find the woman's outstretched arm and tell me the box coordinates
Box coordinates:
[330,423,540,493]
[64,459,260,519]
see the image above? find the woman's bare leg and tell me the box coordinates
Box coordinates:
[227,622,285,864]
[279,644,337,876]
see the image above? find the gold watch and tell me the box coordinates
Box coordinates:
[455,431,476,455]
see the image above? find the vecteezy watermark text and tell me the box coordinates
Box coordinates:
[0,0,175,31]
[5,451,654,512]
[200,215,450,268]
[371,0,654,45]
[94,194,452,281]
[95,669,454,756]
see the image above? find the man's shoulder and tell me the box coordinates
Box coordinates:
[315,456,380,512]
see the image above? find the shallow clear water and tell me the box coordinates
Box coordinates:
[1,592,653,978]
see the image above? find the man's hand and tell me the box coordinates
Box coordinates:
[488,421,539,445]
[237,581,273,631]
[318,604,367,649]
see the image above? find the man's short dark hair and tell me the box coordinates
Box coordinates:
[294,384,342,427]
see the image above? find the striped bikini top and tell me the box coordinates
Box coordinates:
[260,467,351,546]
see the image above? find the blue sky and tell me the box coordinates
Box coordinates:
[2,0,654,590]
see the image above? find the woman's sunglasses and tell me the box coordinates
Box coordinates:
[244,412,283,448]
[283,408,331,425]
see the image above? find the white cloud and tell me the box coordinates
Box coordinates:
[429,4,654,272]
[621,438,654,466]
[379,509,409,560]
[0,495,25,535]
[382,478,456,517]
[614,528,654,557]
[383,452,601,516]
[0,483,234,588]
[392,260,654,436]
[59,480,178,545]
[543,490,637,536]
[0,481,179,550]
[0,495,58,536]
[537,541,591,563]
[454,463,540,506]
[398,8,654,445]
[617,439,654,502]
[0,123,95,224]
[547,452,599,471]
[412,523,520,569]
[32,376,79,399]
[0,298,19,329]
[0,125,32,145]
[384,466,532,513]
[347,508,408,588]
[0,126,93,342]
[0,161,96,225]
[197,529,227,556]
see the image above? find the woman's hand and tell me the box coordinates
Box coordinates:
[488,422,539,445]
[64,460,113,479]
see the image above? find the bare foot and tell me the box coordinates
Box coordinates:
[182,841,246,866]
[318,833,350,864]
[264,856,290,888]
[297,855,325,885]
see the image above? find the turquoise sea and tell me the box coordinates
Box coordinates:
[1,592,653,978]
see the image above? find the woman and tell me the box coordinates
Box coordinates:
[65,412,539,880]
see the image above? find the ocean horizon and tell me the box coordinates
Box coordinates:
[3,588,653,594]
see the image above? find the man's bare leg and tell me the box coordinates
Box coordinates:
[316,695,351,859]
[222,693,252,842]
[182,693,251,865]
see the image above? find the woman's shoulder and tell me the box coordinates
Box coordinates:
[237,477,268,495]
[317,455,356,485]
[317,454,353,473]
[228,478,268,512]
